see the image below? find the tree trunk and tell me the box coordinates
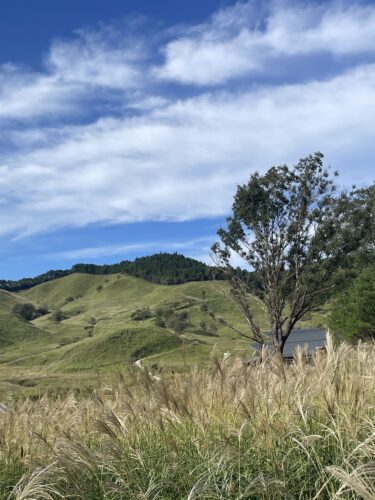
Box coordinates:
[271,324,285,357]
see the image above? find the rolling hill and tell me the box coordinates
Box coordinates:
[0,257,327,397]
[0,252,221,291]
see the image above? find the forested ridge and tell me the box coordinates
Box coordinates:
[0,253,223,291]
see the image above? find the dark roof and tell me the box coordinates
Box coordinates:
[252,328,327,358]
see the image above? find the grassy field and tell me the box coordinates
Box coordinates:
[0,272,328,398]
[0,273,269,397]
[0,273,364,498]
[0,338,374,498]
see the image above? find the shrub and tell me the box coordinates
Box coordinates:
[166,311,189,334]
[209,323,219,336]
[51,309,64,323]
[13,303,48,321]
[131,307,152,321]
[38,304,49,316]
[154,308,166,328]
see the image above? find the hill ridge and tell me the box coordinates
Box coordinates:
[0,252,222,292]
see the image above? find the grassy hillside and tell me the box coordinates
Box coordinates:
[0,291,52,354]
[0,252,220,291]
[0,273,256,395]
[0,272,325,396]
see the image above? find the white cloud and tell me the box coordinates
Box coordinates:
[157,31,260,86]
[158,1,375,85]
[47,236,213,260]
[0,65,80,120]
[1,61,375,238]
[0,22,145,122]
[0,1,374,242]
[47,26,143,89]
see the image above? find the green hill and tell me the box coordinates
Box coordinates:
[0,290,51,351]
[0,272,257,394]
[0,252,222,291]
[0,270,326,397]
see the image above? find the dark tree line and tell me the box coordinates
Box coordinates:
[1,269,71,292]
[0,253,226,292]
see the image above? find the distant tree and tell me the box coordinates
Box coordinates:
[154,308,166,328]
[200,302,208,312]
[86,327,94,337]
[13,303,38,321]
[88,316,97,326]
[131,307,152,321]
[51,309,64,323]
[13,303,49,321]
[200,320,207,332]
[329,266,375,342]
[209,323,218,337]
[167,311,189,334]
[96,285,103,293]
[212,153,370,356]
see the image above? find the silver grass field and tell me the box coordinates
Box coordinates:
[1,336,375,499]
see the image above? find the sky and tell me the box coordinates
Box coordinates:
[0,0,374,279]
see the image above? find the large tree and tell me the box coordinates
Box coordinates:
[212,153,370,355]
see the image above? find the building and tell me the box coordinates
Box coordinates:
[251,328,327,359]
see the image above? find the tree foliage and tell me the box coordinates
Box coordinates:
[154,307,190,334]
[212,153,370,354]
[12,302,48,321]
[329,265,375,342]
[51,309,65,323]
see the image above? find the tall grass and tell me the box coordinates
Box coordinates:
[1,336,375,498]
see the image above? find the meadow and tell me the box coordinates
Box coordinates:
[0,272,271,398]
[0,268,363,499]
[0,336,374,498]
[0,269,329,400]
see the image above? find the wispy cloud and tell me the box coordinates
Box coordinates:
[47,24,144,89]
[46,236,214,261]
[158,1,375,85]
[0,0,374,242]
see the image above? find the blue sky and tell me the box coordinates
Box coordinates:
[0,0,374,279]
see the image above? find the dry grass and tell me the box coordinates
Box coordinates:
[1,336,375,498]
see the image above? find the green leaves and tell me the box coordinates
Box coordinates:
[212,152,372,353]
[330,266,375,341]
